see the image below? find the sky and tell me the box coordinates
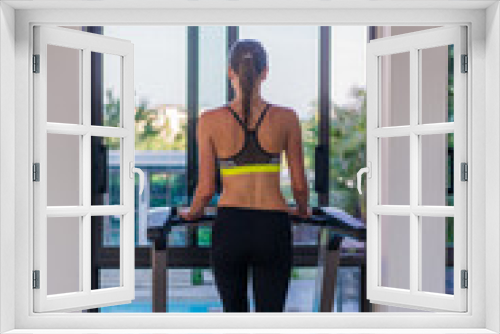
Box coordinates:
[102,25,366,120]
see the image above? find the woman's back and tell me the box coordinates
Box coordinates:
[185,39,309,312]
[204,102,301,211]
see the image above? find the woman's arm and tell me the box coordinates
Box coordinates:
[284,109,309,216]
[184,112,217,220]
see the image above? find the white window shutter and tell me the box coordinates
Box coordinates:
[33,26,135,313]
[365,25,467,312]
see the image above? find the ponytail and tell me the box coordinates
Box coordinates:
[238,53,258,129]
[228,39,267,128]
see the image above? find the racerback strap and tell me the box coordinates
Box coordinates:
[227,106,246,130]
[227,103,271,132]
[253,103,271,132]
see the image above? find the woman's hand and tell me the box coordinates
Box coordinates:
[179,207,198,221]
[287,206,312,219]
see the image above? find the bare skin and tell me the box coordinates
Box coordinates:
[181,65,310,220]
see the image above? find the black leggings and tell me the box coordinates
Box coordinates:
[210,206,293,312]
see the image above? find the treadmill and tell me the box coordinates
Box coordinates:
[147,206,366,312]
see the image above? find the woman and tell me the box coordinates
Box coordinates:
[179,39,311,312]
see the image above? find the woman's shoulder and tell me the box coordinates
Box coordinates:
[266,104,299,125]
[207,103,295,115]
[268,103,296,116]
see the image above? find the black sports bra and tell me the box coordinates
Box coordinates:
[217,103,281,176]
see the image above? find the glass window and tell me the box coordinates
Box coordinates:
[198,26,227,205]
[91,52,122,127]
[329,26,367,218]
[199,26,227,113]
[420,45,454,124]
[238,26,319,208]
[101,26,188,248]
[380,215,410,290]
[47,44,81,124]
[47,133,80,206]
[86,26,189,312]
[47,217,81,295]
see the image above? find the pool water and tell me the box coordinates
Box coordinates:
[100,300,223,313]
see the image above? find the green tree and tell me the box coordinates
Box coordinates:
[299,88,367,221]
[104,89,121,128]
[102,90,187,151]
[171,119,187,151]
[102,88,121,149]
[134,97,162,150]
[330,87,367,221]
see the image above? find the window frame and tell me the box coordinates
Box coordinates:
[32,25,136,313]
[9,5,491,332]
[365,25,467,312]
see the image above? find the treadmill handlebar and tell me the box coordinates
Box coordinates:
[148,206,366,242]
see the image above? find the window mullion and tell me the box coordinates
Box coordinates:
[86,26,104,312]
[410,47,419,294]
[318,26,331,206]
[82,46,92,295]
[227,26,238,102]
[187,26,199,204]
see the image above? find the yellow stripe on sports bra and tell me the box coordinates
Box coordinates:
[220,164,280,176]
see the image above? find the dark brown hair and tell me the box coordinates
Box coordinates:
[228,39,268,129]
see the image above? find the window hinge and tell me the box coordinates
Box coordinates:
[461,162,468,181]
[461,54,468,73]
[33,54,40,73]
[33,163,40,182]
[461,269,468,289]
[33,270,40,289]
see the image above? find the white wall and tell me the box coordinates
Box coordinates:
[485,2,500,333]
[0,2,16,333]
